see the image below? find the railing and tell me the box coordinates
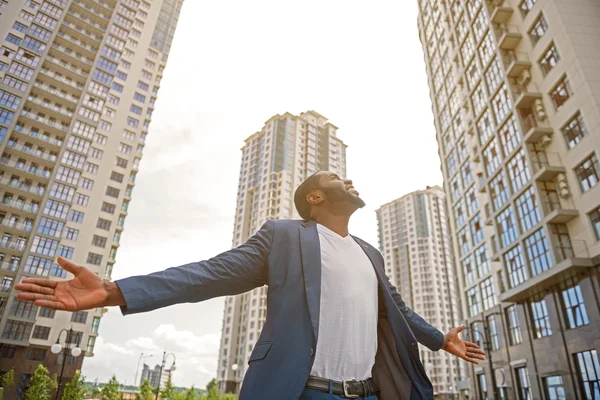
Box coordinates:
[0,240,27,251]
[55,31,99,53]
[0,198,40,213]
[27,96,74,118]
[44,55,89,78]
[5,141,58,163]
[51,41,94,65]
[0,176,46,196]
[61,20,103,42]
[0,158,52,179]
[39,67,84,90]
[494,24,520,40]
[66,8,106,31]
[541,192,575,214]
[72,0,111,21]
[530,152,563,174]
[501,51,529,68]
[0,219,33,232]
[0,262,19,272]
[20,110,70,132]
[555,240,589,263]
[13,124,64,147]
[32,81,80,104]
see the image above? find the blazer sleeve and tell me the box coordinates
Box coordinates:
[115,221,274,315]
[377,251,445,351]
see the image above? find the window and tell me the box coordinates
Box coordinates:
[116,157,128,168]
[137,81,149,91]
[516,367,532,400]
[2,320,33,341]
[110,171,124,183]
[38,217,64,238]
[471,213,484,245]
[56,166,80,185]
[2,75,28,91]
[478,374,488,400]
[492,85,512,124]
[119,143,132,154]
[475,244,490,277]
[467,286,482,317]
[24,256,51,276]
[87,252,102,265]
[499,116,520,157]
[101,202,116,214]
[506,305,522,345]
[525,229,552,276]
[115,71,128,81]
[127,117,139,128]
[57,245,73,259]
[86,336,97,353]
[507,149,530,192]
[550,76,572,110]
[574,350,599,400]
[0,108,15,125]
[478,109,495,145]
[97,218,112,230]
[31,325,50,340]
[0,89,21,109]
[591,205,600,241]
[529,13,548,45]
[463,255,476,286]
[73,120,96,139]
[0,344,16,358]
[483,138,502,176]
[561,283,589,329]
[123,130,136,141]
[10,299,38,319]
[480,277,495,310]
[92,317,101,333]
[530,296,552,338]
[94,133,108,145]
[519,0,537,16]
[71,311,88,323]
[106,186,120,198]
[26,347,47,361]
[562,112,587,149]
[458,226,471,256]
[92,235,107,248]
[505,245,527,288]
[487,315,500,351]
[68,210,84,223]
[67,136,91,153]
[112,82,124,93]
[575,153,599,192]
[79,177,94,191]
[516,187,541,232]
[497,207,519,247]
[38,308,55,318]
[88,147,104,159]
[472,83,487,117]
[63,227,79,241]
[134,92,146,103]
[543,376,566,400]
[30,236,58,256]
[485,57,504,94]
[539,43,560,75]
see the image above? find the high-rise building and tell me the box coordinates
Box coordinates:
[217,110,347,394]
[376,186,464,398]
[140,363,172,389]
[417,0,600,399]
[0,0,183,395]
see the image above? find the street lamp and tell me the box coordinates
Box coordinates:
[51,327,83,400]
[155,351,176,400]
[134,352,153,387]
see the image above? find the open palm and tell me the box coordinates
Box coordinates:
[15,257,109,311]
[443,325,486,364]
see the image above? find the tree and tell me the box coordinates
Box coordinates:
[201,385,219,400]
[0,369,15,400]
[160,377,176,399]
[135,379,154,400]
[24,364,56,400]
[100,376,120,400]
[205,379,216,394]
[62,373,86,400]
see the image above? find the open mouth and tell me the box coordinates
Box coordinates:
[347,186,359,195]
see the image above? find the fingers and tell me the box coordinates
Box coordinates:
[14,282,55,295]
[15,279,57,290]
[16,292,56,302]
[455,324,465,334]
[464,356,482,365]
[56,256,83,275]
[466,351,486,361]
[34,299,67,310]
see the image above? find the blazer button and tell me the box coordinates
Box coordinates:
[310,348,314,357]
[412,342,416,346]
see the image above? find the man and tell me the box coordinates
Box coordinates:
[16,171,485,400]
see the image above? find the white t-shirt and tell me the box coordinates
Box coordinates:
[309,224,379,381]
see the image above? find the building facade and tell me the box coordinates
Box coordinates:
[417,0,600,399]
[376,186,464,398]
[140,363,172,389]
[216,110,347,394]
[0,0,183,395]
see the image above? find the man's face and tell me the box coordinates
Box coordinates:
[316,172,366,210]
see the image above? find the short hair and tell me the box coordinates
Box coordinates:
[294,173,323,220]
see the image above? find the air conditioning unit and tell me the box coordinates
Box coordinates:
[518,70,532,86]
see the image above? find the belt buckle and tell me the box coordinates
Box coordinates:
[342,379,360,399]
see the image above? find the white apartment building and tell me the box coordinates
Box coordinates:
[217,110,347,394]
[417,0,600,398]
[0,0,183,396]
[376,186,464,397]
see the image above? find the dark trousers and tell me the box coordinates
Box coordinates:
[299,388,379,400]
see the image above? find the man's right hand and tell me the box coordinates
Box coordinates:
[14,256,125,311]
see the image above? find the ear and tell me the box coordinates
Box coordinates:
[306,191,324,206]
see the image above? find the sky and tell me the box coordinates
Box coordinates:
[81,0,444,389]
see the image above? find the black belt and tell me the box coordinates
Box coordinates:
[305,376,378,398]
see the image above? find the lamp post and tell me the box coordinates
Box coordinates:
[155,351,176,400]
[134,352,153,388]
[51,327,83,400]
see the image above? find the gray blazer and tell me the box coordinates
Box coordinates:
[116,219,444,399]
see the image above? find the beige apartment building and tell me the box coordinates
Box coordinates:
[417,0,599,399]
[0,0,183,395]
[216,110,347,394]
[376,186,465,398]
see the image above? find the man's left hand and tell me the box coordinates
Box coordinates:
[442,325,486,364]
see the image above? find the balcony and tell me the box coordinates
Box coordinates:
[65,8,106,34]
[39,67,84,92]
[0,198,40,214]
[512,83,542,109]
[55,30,99,56]
[477,175,487,193]
[488,0,514,24]
[541,194,578,224]
[5,140,58,164]
[31,81,80,105]
[44,54,89,79]
[0,262,19,273]
[501,51,531,78]
[493,24,522,50]
[0,219,33,234]
[71,0,111,23]
[499,241,592,303]
[20,110,70,133]
[531,152,565,181]
[50,41,94,66]
[0,176,46,197]
[12,124,64,148]
[60,21,102,49]
[27,96,74,119]
[0,240,27,252]
[521,114,554,143]
[0,158,52,180]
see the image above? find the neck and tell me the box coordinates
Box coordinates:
[314,213,351,237]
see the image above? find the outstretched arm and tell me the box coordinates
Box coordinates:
[16,221,274,313]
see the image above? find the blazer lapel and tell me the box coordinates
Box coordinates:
[352,236,388,291]
[299,220,321,343]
